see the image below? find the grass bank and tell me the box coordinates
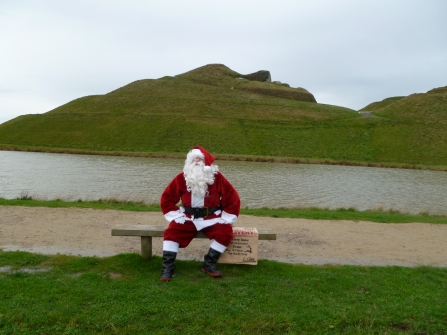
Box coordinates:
[1,251,446,334]
[1,198,446,224]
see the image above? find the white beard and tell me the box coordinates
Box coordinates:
[183,161,216,197]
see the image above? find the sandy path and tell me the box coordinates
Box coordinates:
[1,206,446,267]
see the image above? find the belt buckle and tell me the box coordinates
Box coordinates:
[203,207,209,218]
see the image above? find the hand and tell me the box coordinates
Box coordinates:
[174,216,186,224]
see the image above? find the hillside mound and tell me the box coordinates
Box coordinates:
[427,86,447,94]
[175,64,316,102]
[359,96,405,111]
[175,63,240,86]
[371,85,447,121]
[38,64,320,118]
[0,64,356,159]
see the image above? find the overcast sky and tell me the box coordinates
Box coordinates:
[1,0,446,124]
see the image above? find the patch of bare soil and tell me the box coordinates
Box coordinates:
[1,206,446,267]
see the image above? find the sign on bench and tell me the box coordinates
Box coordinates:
[112,224,276,260]
[218,227,259,265]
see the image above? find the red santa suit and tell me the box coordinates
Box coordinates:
[160,147,240,253]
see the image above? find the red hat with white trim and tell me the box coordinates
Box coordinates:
[187,146,216,172]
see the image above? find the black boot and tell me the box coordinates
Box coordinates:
[160,251,177,282]
[201,248,223,277]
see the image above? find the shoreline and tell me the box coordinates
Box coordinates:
[2,199,447,223]
[2,146,446,171]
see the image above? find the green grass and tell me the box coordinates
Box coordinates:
[0,198,161,212]
[1,251,446,334]
[1,198,446,224]
[241,207,447,224]
[359,96,405,111]
[1,64,446,169]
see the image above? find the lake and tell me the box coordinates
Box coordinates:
[1,150,446,215]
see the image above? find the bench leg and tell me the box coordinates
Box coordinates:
[141,236,153,260]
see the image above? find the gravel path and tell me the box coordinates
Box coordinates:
[1,206,447,267]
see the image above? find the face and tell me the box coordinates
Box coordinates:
[192,156,204,165]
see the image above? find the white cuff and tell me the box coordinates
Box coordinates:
[164,209,184,222]
[163,241,180,253]
[221,211,237,224]
[210,240,227,253]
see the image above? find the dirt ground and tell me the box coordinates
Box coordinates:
[1,206,447,267]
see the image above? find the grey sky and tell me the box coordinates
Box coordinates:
[1,0,446,124]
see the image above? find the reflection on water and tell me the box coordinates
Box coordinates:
[1,150,447,215]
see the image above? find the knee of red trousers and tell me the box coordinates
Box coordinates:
[209,224,234,247]
[163,221,197,248]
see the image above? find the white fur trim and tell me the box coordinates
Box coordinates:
[164,210,185,222]
[163,241,179,252]
[186,149,204,163]
[193,217,221,231]
[221,211,238,224]
[210,240,227,253]
[204,166,211,172]
[190,148,203,157]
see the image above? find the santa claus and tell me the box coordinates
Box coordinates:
[160,146,240,281]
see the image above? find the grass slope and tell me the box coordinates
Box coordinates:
[374,88,447,121]
[363,88,447,167]
[1,64,446,169]
[359,96,405,111]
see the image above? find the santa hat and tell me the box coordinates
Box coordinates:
[187,145,216,171]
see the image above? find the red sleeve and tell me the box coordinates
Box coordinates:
[160,173,184,215]
[218,173,241,217]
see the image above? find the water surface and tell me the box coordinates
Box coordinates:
[1,151,446,215]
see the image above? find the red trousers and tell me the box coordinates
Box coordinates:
[164,221,234,248]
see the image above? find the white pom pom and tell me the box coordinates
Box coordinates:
[204,166,211,172]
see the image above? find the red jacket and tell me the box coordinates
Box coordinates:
[160,172,240,228]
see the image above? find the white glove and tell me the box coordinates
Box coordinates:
[220,219,232,225]
[174,216,187,224]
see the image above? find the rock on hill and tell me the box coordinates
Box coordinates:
[176,64,317,102]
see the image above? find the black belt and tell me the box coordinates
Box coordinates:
[183,206,221,218]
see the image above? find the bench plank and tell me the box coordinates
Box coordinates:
[112,224,276,260]
[112,224,276,240]
[112,225,166,237]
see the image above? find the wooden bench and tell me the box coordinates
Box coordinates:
[112,224,277,260]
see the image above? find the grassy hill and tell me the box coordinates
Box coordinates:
[359,96,405,111]
[373,87,447,121]
[0,64,446,169]
[355,88,447,168]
